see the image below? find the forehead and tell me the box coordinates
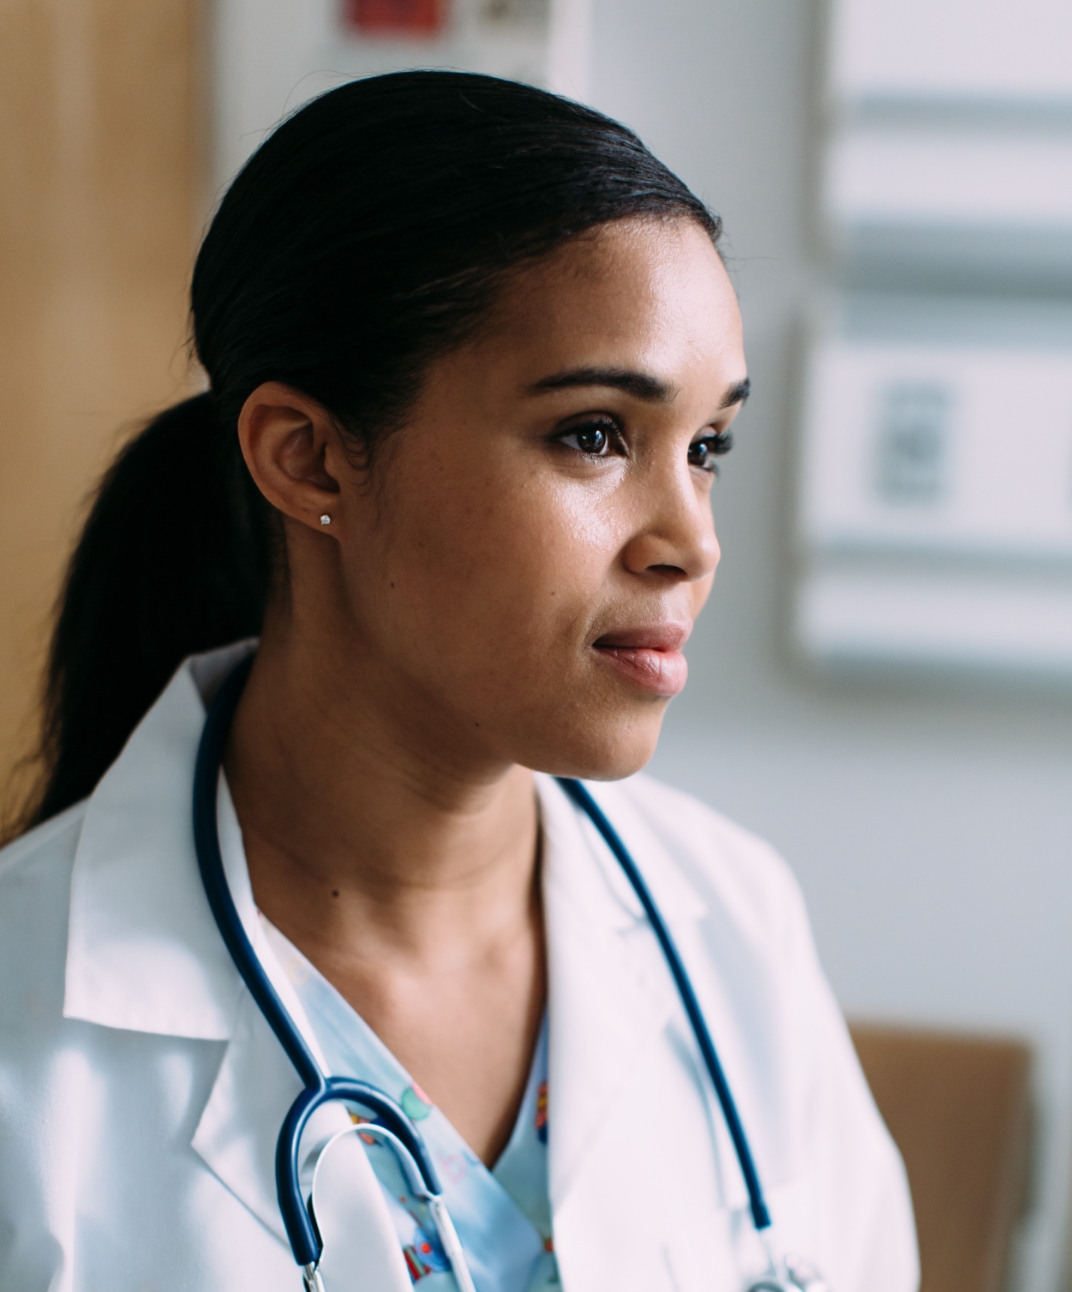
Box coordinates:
[480,218,744,384]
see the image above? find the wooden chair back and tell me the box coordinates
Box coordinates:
[850,1024,1032,1292]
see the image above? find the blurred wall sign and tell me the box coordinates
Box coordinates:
[801,336,1072,560]
[344,0,447,36]
[796,322,1072,674]
[873,383,951,507]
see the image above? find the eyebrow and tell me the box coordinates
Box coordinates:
[529,367,675,402]
[529,367,751,410]
[719,377,751,409]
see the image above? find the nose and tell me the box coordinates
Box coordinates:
[620,463,721,584]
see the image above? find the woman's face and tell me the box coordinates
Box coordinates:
[302,218,746,780]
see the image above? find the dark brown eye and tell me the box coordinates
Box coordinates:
[575,425,607,453]
[559,419,618,456]
[688,431,733,472]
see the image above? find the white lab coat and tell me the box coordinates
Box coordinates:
[0,643,918,1292]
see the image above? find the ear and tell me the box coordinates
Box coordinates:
[237,382,344,532]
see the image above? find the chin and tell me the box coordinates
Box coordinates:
[524,708,667,783]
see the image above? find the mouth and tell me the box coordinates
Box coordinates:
[591,623,691,697]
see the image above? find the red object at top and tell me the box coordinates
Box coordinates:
[344,0,447,34]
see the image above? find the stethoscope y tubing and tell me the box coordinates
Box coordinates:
[194,655,773,1273]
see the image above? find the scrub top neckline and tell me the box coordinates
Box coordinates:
[260,916,559,1292]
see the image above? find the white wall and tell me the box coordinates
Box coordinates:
[212,0,573,192]
[585,3,1072,1290]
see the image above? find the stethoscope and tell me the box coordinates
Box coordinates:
[193,656,828,1292]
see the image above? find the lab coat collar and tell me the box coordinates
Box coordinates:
[536,774,708,1209]
[63,640,257,1039]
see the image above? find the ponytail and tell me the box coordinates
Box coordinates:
[26,393,272,827]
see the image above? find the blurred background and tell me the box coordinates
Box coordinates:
[2,1,1071,1289]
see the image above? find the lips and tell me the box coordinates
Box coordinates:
[592,623,691,697]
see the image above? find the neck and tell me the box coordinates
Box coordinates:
[223,621,540,969]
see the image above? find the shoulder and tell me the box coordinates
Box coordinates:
[599,772,810,948]
[0,800,85,881]
[620,772,792,879]
[0,803,85,1025]
[0,799,85,903]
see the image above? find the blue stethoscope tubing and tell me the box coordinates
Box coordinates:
[193,654,774,1283]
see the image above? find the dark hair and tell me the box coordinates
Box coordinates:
[19,70,720,830]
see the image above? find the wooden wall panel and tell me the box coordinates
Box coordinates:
[0,0,202,821]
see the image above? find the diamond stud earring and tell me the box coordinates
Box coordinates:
[319,514,331,526]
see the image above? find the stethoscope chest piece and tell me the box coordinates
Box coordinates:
[747,1255,830,1292]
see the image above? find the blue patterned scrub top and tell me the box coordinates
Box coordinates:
[262,919,560,1292]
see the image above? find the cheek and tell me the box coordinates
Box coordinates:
[376,468,619,657]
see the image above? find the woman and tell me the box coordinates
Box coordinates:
[0,72,916,1292]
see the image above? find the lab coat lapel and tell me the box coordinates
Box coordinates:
[540,776,722,1291]
[62,644,254,1038]
[541,775,809,1292]
[191,989,408,1292]
[537,776,703,1207]
[190,776,331,1243]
